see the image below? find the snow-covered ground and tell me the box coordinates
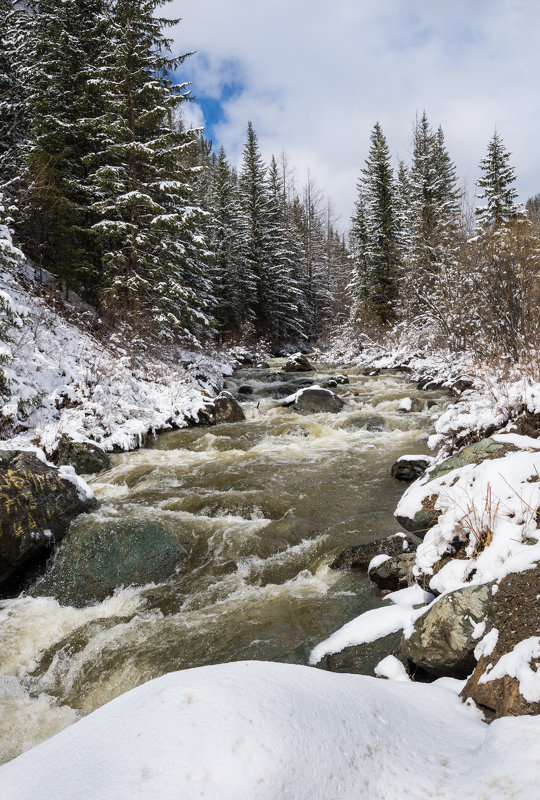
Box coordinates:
[0,266,231,457]
[0,660,538,800]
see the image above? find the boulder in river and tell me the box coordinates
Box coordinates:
[291,387,344,415]
[54,435,111,474]
[391,455,435,483]
[30,519,193,607]
[400,583,493,679]
[398,397,423,413]
[342,413,388,432]
[330,533,417,570]
[314,631,403,675]
[368,552,416,592]
[214,391,246,423]
[282,353,314,373]
[0,450,96,594]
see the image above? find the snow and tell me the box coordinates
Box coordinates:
[367,553,391,572]
[0,268,231,457]
[479,637,540,703]
[395,436,540,595]
[398,396,412,411]
[309,585,431,665]
[374,655,410,681]
[0,660,538,800]
[57,465,94,501]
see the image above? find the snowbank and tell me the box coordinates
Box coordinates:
[0,660,538,800]
[0,268,230,456]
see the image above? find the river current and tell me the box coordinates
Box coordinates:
[0,359,450,763]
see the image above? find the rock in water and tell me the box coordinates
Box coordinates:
[282,353,314,373]
[330,534,417,570]
[400,583,493,679]
[342,413,388,432]
[293,387,344,414]
[368,552,416,591]
[55,435,111,474]
[30,519,193,607]
[0,450,96,594]
[391,455,434,482]
[214,391,246,423]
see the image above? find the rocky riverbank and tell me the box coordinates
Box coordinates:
[311,365,540,720]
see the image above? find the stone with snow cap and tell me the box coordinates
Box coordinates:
[285,385,344,415]
[281,353,314,373]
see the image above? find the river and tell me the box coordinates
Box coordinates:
[0,358,450,763]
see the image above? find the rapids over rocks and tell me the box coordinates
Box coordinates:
[0,358,450,763]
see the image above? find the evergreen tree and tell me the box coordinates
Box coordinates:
[238,121,272,332]
[14,0,109,291]
[207,146,253,334]
[350,122,398,322]
[89,0,212,341]
[266,156,306,340]
[476,130,520,230]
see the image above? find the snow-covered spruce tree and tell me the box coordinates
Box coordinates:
[14,0,109,292]
[0,0,29,192]
[266,156,307,341]
[349,122,398,323]
[475,130,520,231]
[238,121,273,333]
[207,145,254,335]
[90,0,213,342]
[400,113,461,331]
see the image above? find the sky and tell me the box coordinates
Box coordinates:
[169,0,540,228]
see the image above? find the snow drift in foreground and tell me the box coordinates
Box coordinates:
[0,661,538,800]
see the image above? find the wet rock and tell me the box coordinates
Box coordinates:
[417,377,444,391]
[0,450,96,594]
[333,375,350,385]
[237,385,253,395]
[282,353,314,373]
[395,493,441,535]
[400,583,493,679]
[54,435,111,474]
[451,377,474,394]
[30,519,193,607]
[461,567,540,717]
[398,397,423,413]
[330,534,417,570]
[292,387,344,415]
[214,391,246,423]
[368,552,416,592]
[314,631,402,675]
[256,361,270,369]
[342,413,388,432]
[290,378,315,388]
[391,455,434,483]
[323,379,338,388]
[362,368,380,376]
[197,401,216,426]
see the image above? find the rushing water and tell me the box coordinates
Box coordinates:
[0,359,450,763]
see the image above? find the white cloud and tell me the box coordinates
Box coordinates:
[169,0,540,224]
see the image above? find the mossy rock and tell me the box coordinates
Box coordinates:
[55,435,111,474]
[30,519,193,607]
[428,438,518,482]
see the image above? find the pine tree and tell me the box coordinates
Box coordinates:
[475,130,520,230]
[12,0,111,291]
[266,156,306,340]
[350,122,398,322]
[89,0,213,341]
[207,146,253,334]
[238,121,273,332]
